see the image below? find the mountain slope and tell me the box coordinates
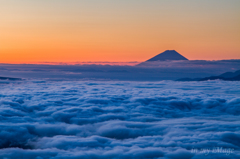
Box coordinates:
[146,50,188,62]
[177,70,240,81]
[0,77,22,80]
[219,70,240,78]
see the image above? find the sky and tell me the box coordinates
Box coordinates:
[0,0,240,64]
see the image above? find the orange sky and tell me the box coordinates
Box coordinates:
[0,0,240,64]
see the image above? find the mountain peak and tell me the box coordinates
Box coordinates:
[146,50,188,62]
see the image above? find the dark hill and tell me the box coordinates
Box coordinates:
[219,70,240,78]
[0,77,22,81]
[177,70,240,81]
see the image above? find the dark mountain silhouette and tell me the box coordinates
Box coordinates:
[219,70,240,78]
[177,70,240,81]
[146,50,188,62]
[229,74,240,81]
[0,77,22,81]
[138,50,188,66]
[199,74,240,81]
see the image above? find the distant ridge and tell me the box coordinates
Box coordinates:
[177,69,240,81]
[146,50,188,62]
[0,76,22,81]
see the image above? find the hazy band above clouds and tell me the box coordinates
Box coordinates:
[0,60,240,81]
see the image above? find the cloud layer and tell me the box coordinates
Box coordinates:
[0,80,240,158]
[1,60,240,81]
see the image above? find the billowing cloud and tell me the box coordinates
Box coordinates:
[0,80,239,158]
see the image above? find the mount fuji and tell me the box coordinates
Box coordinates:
[138,50,188,66]
[146,50,188,62]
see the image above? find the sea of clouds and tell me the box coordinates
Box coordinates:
[0,80,240,159]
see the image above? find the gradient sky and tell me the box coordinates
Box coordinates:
[0,0,240,63]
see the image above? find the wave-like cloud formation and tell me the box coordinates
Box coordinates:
[0,80,240,158]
